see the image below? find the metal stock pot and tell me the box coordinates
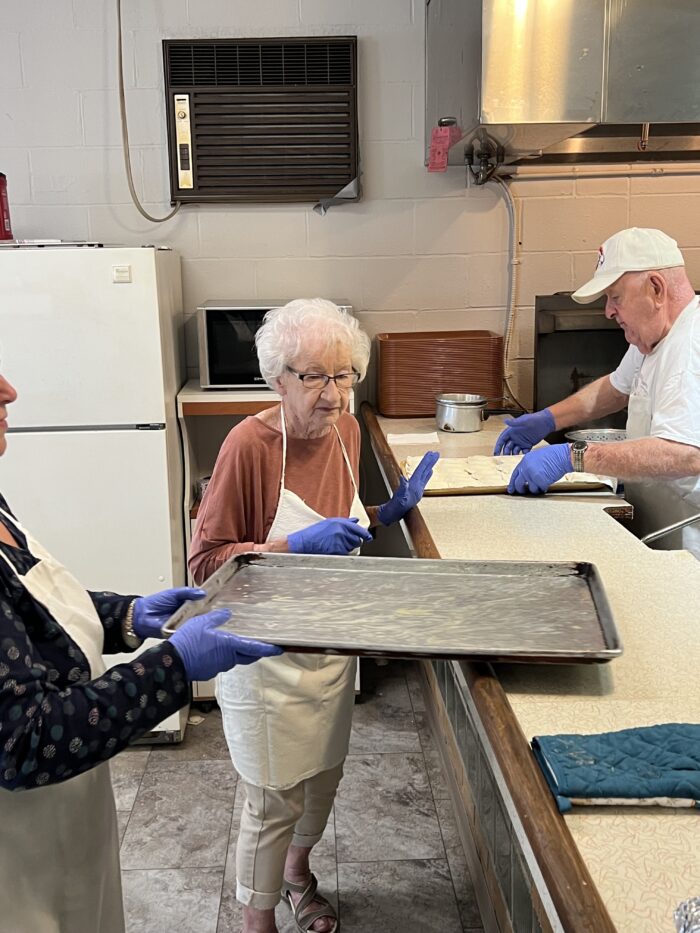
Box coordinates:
[435,393,488,433]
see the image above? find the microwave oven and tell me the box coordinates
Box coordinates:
[197,299,353,389]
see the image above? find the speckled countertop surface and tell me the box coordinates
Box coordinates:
[377,414,700,933]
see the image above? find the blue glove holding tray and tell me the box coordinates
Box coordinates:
[133,587,206,639]
[169,609,283,681]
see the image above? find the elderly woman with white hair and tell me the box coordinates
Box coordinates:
[189,299,437,933]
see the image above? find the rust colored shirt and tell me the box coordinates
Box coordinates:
[188,410,361,583]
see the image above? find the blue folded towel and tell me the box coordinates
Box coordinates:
[531,723,700,813]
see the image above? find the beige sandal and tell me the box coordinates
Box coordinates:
[281,872,339,933]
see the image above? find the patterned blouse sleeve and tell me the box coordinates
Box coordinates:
[0,590,189,791]
[88,589,139,653]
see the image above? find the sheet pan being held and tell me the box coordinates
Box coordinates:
[163,553,621,664]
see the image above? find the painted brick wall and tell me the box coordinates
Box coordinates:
[3,0,700,403]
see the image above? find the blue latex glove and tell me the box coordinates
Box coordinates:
[132,587,207,639]
[168,609,283,681]
[507,444,573,495]
[493,409,556,455]
[288,517,373,555]
[376,450,440,526]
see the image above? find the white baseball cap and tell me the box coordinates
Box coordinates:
[572,228,684,303]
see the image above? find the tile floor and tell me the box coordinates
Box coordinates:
[111,660,484,933]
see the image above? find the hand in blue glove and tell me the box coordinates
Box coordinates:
[507,444,573,495]
[168,609,283,681]
[493,409,556,455]
[133,587,207,639]
[376,450,440,526]
[288,517,373,555]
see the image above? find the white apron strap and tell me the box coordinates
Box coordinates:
[279,403,289,494]
[0,504,106,677]
[333,424,360,499]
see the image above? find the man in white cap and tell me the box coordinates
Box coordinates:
[494,227,700,558]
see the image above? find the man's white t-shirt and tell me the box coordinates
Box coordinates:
[609,295,700,556]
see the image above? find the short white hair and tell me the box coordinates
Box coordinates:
[255,298,371,388]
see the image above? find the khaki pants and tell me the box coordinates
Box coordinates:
[236,762,344,909]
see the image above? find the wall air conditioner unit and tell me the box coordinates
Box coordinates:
[163,37,359,204]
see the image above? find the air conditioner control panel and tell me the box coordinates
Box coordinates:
[173,94,193,189]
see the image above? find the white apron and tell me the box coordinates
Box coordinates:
[626,384,652,442]
[625,368,700,559]
[217,410,369,789]
[0,506,124,933]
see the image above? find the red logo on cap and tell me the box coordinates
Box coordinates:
[596,245,605,271]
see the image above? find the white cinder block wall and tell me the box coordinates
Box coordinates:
[3,0,700,406]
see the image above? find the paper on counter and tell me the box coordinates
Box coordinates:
[387,432,439,446]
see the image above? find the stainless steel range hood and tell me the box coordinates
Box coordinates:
[426,0,700,170]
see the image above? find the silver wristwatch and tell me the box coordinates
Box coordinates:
[122,600,141,648]
[571,439,588,473]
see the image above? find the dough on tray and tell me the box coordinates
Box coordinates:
[402,455,611,494]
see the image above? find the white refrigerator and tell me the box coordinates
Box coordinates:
[0,244,188,740]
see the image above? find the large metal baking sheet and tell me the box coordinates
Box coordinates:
[165,553,621,663]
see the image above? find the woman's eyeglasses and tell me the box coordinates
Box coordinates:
[286,367,359,390]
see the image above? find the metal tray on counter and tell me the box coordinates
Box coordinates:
[164,553,622,664]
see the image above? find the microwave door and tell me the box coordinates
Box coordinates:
[198,308,268,388]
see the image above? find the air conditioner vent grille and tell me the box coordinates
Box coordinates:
[167,40,354,88]
[164,37,358,202]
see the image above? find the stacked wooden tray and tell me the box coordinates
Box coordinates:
[377,330,504,417]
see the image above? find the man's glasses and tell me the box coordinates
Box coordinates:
[286,367,360,390]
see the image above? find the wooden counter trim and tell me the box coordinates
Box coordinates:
[603,503,634,522]
[360,402,440,559]
[181,400,278,416]
[361,402,616,933]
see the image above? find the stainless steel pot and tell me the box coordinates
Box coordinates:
[435,393,488,433]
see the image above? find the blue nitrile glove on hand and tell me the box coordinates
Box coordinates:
[287,517,373,555]
[493,409,556,455]
[376,450,440,526]
[168,609,283,681]
[507,444,573,495]
[132,587,207,639]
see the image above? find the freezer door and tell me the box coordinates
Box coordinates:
[0,247,177,427]
[0,428,183,594]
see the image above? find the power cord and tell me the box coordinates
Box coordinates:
[116,0,180,223]
[492,174,528,412]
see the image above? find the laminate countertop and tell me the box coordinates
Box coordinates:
[370,411,700,933]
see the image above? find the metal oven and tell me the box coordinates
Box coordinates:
[534,293,629,443]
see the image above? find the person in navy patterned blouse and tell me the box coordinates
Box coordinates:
[0,371,282,933]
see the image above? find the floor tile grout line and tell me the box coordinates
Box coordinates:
[405,664,471,933]
[335,856,452,866]
[434,798,471,933]
[405,663,480,933]
[121,864,227,872]
[118,747,152,852]
[216,771,239,933]
[329,803,341,927]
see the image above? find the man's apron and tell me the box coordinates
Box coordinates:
[0,506,124,933]
[217,410,369,789]
[626,364,700,560]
